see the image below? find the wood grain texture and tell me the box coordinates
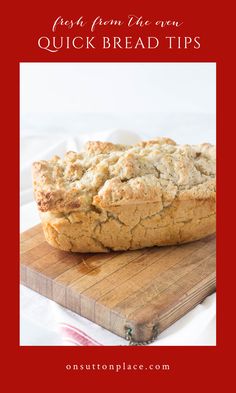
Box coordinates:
[20,224,216,343]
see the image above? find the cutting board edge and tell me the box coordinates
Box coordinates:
[121,290,216,342]
[115,277,216,343]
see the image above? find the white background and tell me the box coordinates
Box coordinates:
[20,62,216,346]
[20,62,216,143]
[21,62,216,114]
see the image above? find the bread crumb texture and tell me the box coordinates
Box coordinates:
[32,137,216,252]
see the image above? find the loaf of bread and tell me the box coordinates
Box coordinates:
[32,137,216,252]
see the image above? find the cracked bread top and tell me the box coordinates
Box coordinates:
[32,137,216,213]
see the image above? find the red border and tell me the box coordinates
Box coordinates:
[2,0,234,387]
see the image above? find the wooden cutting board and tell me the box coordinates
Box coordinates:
[20,224,216,344]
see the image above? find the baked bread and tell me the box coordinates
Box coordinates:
[32,137,216,252]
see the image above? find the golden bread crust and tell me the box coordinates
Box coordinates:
[32,137,216,252]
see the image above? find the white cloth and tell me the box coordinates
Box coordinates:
[20,115,216,346]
